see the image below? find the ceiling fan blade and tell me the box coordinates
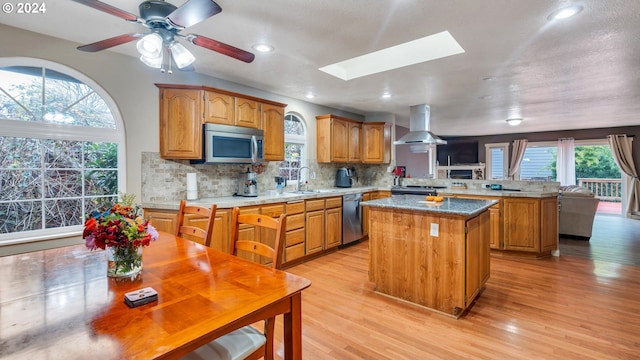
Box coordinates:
[189,35,255,63]
[71,0,140,22]
[77,34,141,52]
[167,0,222,29]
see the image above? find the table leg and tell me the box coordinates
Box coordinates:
[283,292,302,360]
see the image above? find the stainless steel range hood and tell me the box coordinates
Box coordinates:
[394,104,447,152]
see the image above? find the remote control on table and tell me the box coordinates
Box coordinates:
[124,287,158,308]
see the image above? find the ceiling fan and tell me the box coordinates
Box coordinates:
[72,0,255,72]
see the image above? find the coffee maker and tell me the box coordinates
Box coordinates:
[274,176,286,194]
[237,167,258,197]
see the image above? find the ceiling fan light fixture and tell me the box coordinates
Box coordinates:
[506,118,523,126]
[170,41,196,69]
[137,33,164,59]
[140,53,163,69]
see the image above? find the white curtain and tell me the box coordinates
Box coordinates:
[607,135,640,218]
[508,139,528,179]
[557,138,576,185]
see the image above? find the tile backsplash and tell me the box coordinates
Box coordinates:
[141,152,390,202]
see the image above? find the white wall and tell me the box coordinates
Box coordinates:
[0,24,364,199]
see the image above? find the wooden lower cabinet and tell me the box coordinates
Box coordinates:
[284,201,306,263]
[503,198,541,252]
[145,207,229,252]
[325,203,342,249]
[305,197,342,255]
[145,209,177,234]
[361,192,371,237]
[305,209,325,255]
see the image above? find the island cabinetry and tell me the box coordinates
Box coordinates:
[361,122,391,164]
[284,201,305,263]
[316,114,363,163]
[159,88,202,159]
[452,194,502,249]
[367,205,491,318]
[156,84,286,160]
[362,190,391,238]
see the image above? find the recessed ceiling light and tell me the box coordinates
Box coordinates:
[547,5,583,21]
[252,44,274,53]
[305,92,315,99]
[382,92,391,99]
[506,118,523,126]
[319,31,465,81]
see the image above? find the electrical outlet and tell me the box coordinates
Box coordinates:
[430,223,439,237]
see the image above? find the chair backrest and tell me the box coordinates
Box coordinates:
[175,200,217,247]
[230,207,286,270]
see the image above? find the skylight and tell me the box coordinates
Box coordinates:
[319,31,465,81]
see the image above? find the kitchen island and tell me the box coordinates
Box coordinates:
[362,195,496,318]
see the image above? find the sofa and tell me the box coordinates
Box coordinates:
[559,185,600,240]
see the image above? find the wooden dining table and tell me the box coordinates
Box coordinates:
[0,232,311,359]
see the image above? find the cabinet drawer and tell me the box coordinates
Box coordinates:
[306,199,325,212]
[261,204,284,217]
[285,243,305,262]
[325,197,342,209]
[238,207,260,229]
[286,213,305,231]
[286,228,305,247]
[286,201,305,214]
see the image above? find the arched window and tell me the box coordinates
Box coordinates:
[279,113,307,181]
[0,58,125,243]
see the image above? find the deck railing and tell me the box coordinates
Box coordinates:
[578,178,622,202]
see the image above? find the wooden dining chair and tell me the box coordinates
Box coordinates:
[182,207,286,360]
[174,200,217,247]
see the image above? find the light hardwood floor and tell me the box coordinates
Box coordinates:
[274,238,640,359]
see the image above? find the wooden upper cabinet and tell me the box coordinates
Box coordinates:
[156,84,287,161]
[204,91,234,125]
[316,114,360,163]
[362,122,391,164]
[262,104,285,161]
[235,97,261,129]
[159,88,203,159]
[348,121,362,162]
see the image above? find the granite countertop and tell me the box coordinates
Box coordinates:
[143,186,381,210]
[362,195,498,219]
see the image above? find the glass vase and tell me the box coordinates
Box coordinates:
[107,244,143,278]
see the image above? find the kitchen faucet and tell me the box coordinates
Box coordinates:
[297,166,311,192]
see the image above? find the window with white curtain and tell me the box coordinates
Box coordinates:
[0,58,125,243]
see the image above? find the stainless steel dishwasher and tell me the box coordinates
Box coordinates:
[342,193,363,246]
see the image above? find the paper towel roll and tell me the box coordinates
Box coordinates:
[186,173,198,200]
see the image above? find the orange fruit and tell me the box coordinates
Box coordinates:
[434,196,444,202]
[426,196,435,201]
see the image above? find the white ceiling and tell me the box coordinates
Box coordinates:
[3,0,640,136]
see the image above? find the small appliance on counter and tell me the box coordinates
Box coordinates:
[274,176,286,194]
[237,167,258,197]
[335,167,353,188]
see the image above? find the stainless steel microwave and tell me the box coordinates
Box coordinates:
[202,123,264,164]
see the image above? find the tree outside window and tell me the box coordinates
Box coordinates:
[0,61,123,241]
